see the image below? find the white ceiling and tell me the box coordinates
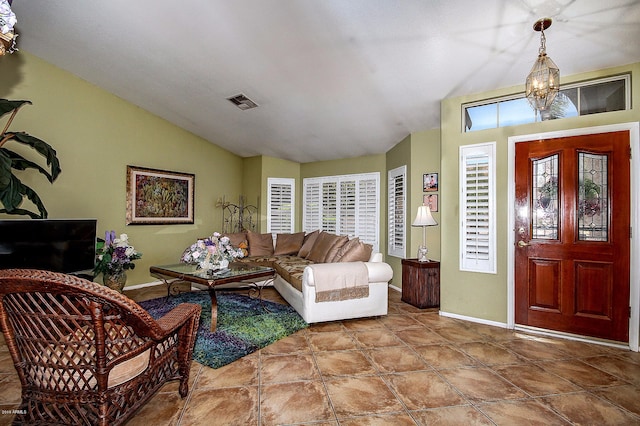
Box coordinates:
[8,0,640,163]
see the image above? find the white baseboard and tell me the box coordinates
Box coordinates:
[439,310,508,329]
[389,284,401,293]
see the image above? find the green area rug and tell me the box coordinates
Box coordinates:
[139,291,308,369]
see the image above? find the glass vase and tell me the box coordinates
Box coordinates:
[103,270,127,292]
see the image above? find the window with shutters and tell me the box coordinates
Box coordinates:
[303,173,379,252]
[387,166,406,258]
[267,178,295,233]
[460,143,496,273]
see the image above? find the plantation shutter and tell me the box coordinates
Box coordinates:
[357,177,379,250]
[267,178,295,233]
[303,181,321,232]
[302,173,379,252]
[460,143,496,273]
[387,165,406,258]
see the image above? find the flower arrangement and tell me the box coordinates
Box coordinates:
[181,232,245,270]
[93,231,142,277]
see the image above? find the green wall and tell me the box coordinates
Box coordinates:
[0,52,244,287]
[440,62,640,322]
[385,130,441,288]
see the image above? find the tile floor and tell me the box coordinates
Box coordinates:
[1,286,640,425]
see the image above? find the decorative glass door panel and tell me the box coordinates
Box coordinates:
[578,152,608,242]
[532,154,559,240]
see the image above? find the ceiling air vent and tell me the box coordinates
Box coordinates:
[226,93,259,110]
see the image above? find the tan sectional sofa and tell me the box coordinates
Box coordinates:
[228,230,393,323]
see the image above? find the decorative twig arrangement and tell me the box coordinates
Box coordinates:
[216,195,257,233]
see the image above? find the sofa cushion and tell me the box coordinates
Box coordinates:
[306,232,338,262]
[322,235,349,263]
[274,232,305,256]
[332,237,360,262]
[297,230,320,258]
[246,231,274,257]
[338,240,373,262]
[223,232,247,248]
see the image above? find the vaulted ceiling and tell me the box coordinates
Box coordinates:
[9,1,640,162]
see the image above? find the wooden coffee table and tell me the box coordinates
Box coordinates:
[149,262,275,331]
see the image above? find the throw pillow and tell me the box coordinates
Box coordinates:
[223,232,247,248]
[274,232,305,256]
[322,235,349,263]
[339,241,373,262]
[306,232,345,263]
[297,230,320,258]
[331,237,360,262]
[246,231,274,257]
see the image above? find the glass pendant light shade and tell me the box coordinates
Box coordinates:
[526,53,559,111]
[525,18,559,113]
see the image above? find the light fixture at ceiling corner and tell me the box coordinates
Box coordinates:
[525,18,560,115]
[0,0,18,56]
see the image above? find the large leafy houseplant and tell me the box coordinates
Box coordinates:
[0,99,61,218]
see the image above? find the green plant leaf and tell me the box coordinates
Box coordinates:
[0,99,32,119]
[1,148,54,182]
[0,174,47,218]
[11,132,61,181]
[0,208,41,218]
[0,150,11,190]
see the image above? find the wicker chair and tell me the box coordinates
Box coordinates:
[0,269,201,425]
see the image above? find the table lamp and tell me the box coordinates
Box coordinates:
[412,204,437,261]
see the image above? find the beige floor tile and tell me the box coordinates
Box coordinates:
[260,331,309,355]
[194,355,259,389]
[338,412,417,425]
[592,384,640,416]
[540,359,628,389]
[434,324,485,343]
[260,352,320,383]
[439,367,528,403]
[541,392,640,425]
[414,344,478,369]
[308,331,360,351]
[342,317,386,331]
[500,337,572,361]
[315,350,378,376]
[492,364,581,396]
[581,355,640,385]
[325,376,404,418]
[260,381,334,425]
[180,386,258,426]
[384,370,467,409]
[378,313,424,330]
[350,329,405,348]
[366,346,430,373]
[479,399,571,425]
[125,391,186,426]
[395,327,452,347]
[411,405,494,425]
[458,341,526,366]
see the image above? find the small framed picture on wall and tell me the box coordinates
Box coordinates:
[423,173,438,192]
[423,194,438,212]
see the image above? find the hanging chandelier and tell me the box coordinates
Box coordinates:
[525,18,559,114]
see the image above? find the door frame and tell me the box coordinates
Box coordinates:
[507,122,640,351]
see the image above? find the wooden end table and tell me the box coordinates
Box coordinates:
[149,262,275,331]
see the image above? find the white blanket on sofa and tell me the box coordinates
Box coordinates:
[310,262,369,302]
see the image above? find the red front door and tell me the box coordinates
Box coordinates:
[514,131,630,342]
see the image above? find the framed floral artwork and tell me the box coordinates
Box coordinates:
[423,173,438,192]
[423,194,438,212]
[126,166,195,225]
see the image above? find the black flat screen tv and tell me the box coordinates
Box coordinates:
[0,219,97,274]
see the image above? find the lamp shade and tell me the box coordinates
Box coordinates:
[412,205,437,227]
